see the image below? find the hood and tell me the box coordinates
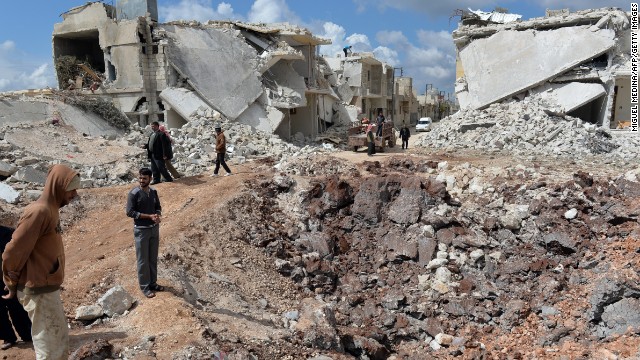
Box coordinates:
[40,164,79,208]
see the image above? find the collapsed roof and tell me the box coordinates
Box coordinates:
[453,7,631,128]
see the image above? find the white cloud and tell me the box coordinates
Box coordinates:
[372,46,399,66]
[0,42,56,91]
[248,0,301,24]
[416,30,454,53]
[353,0,503,18]
[159,0,242,22]
[376,31,410,48]
[530,0,629,13]
[345,33,372,53]
[318,22,347,57]
[1,40,15,51]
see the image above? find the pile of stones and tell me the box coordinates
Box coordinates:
[416,99,640,161]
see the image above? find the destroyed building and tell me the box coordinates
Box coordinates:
[324,53,394,123]
[454,7,632,129]
[52,0,352,140]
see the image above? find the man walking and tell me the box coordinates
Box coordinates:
[211,123,232,177]
[0,226,32,351]
[2,164,80,360]
[375,111,385,137]
[145,121,173,184]
[400,124,411,150]
[126,168,164,299]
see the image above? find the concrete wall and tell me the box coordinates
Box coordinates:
[162,25,264,120]
[457,26,615,110]
[614,77,631,124]
[117,0,158,21]
[343,62,362,87]
[111,46,144,88]
[54,3,113,35]
[290,94,316,136]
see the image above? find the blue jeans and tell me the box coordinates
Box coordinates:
[134,226,159,292]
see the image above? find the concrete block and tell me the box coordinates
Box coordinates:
[97,285,134,317]
[531,82,606,112]
[0,183,20,204]
[0,161,17,177]
[75,304,104,321]
[12,167,47,185]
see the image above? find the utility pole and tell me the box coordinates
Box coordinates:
[391,67,403,124]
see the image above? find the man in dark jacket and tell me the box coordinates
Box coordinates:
[0,226,32,350]
[375,111,385,137]
[400,124,411,149]
[145,121,173,184]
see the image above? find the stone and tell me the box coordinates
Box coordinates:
[564,208,578,219]
[435,333,454,346]
[294,298,343,351]
[435,267,452,283]
[75,304,104,321]
[0,161,17,177]
[12,167,47,185]
[418,237,437,267]
[97,285,134,317]
[69,338,113,360]
[543,232,578,254]
[0,183,20,204]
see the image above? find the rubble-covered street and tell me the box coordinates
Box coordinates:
[0,2,639,360]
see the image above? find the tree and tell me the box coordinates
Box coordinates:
[494,6,509,13]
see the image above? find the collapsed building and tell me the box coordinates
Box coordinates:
[51,0,358,140]
[454,7,632,129]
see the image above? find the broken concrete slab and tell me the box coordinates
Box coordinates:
[11,167,47,185]
[531,82,606,113]
[0,161,17,177]
[97,285,134,317]
[162,25,264,120]
[0,183,20,204]
[75,304,104,321]
[159,88,217,123]
[457,26,615,110]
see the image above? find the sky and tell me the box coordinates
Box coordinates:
[0,0,631,96]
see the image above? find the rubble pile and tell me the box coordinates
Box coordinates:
[172,156,640,358]
[416,100,640,160]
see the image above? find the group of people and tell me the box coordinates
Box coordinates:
[0,121,233,358]
[365,111,412,156]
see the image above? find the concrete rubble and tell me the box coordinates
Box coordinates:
[454,8,632,129]
[416,97,640,160]
[163,153,640,358]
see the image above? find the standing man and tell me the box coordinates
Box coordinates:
[376,111,385,137]
[2,164,80,359]
[126,168,164,299]
[400,123,411,150]
[0,226,32,350]
[144,121,173,184]
[211,123,232,177]
[366,124,375,156]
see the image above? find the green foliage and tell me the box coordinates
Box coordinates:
[55,91,131,130]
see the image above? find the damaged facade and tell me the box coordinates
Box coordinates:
[52,0,349,139]
[323,53,394,124]
[454,7,632,129]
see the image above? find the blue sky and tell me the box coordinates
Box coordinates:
[0,0,631,95]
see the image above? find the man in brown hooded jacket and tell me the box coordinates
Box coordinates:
[2,164,80,360]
